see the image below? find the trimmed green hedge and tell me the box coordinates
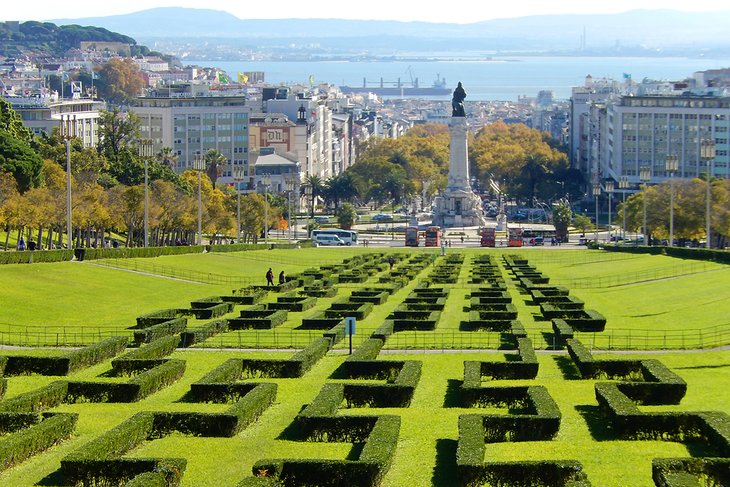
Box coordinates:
[133,317,187,345]
[228,308,288,330]
[456,413,588,487]
[0,412,77,472]
[0,381,69,413]
[155,383,277,437]
[111,336,179,376]
[595,381,729,452]
[653,457,730,486]
[1,337,128,376]
[179,319,228,347]
[66,359,186,403]
[61,411,187,486]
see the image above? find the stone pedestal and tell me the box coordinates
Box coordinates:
[432,117,486,228]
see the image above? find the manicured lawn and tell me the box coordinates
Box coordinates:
[0,249,727,486]
[0,350,726,486]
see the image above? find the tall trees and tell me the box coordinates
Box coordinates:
[0,99,43,192]
[97,58,145,105]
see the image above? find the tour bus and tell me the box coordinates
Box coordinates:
[424,226,442,247]
[480,227,496,247]
[405,226,420,247]
[311,229,359,246]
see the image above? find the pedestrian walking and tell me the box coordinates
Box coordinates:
[266,268,274,286]
[278,270,286,285]
[387,256,395,269]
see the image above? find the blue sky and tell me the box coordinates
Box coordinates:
[3,1,729,23]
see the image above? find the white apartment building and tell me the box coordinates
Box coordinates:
[3,91,104,148]
[605,95,730,185]
[132,92,251,186]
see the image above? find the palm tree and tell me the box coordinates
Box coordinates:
[204,149,227,187]
[156,147,178,171]
[324,172,361,210]
[303,174,324,218]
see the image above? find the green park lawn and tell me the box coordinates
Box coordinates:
[0,248,727,486]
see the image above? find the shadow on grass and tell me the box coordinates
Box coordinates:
[276,404,309,440]
[442,379,463,408]
[575,405,613,441]
[523,298,538,306]
[553,355,582,380]
[36,469,69,486]
[540,331,561,350]
[432,438,459,487]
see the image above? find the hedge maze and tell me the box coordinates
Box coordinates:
[0,251,728,486]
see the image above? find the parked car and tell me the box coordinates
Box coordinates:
[372,213,393,222]
[314,216,330,224]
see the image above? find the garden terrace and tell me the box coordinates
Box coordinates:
[324,301,374,320]
[220,287,269,305]
[265,294,317,312]
[227,306,288,330]
[1,249,729,486]
[349,290,390,305]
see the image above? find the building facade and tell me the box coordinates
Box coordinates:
[132,92,251,186]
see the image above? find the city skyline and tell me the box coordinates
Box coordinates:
[2,1,730,24]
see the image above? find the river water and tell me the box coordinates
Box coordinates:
[190,56,730,101]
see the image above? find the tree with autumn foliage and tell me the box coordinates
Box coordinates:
[97,58,146,105]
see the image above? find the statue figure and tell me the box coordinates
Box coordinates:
[451,82,466,117]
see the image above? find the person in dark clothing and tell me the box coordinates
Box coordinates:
[387,256,395,269]
[278,270,286,285]
[28,240,36,251]
[266,268,274,286]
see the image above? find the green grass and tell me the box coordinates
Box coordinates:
[0,249,728,486]
[0,350,726,486]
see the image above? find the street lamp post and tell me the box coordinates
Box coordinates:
[618,176,629,241]
[700,139,716,249]
[304,184,312,238]
[138,141,153,248]
[233,167,244,244]
[592,182,600,243]
[262,174,271,244]
[665,154,678,247]
[193,154,205,245]
[639,166,651,245]
[284,175,295,241]
[605,179,614,242]
[60,115,74,251]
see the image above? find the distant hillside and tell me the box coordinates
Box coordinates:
[50,7,730,51]
[0,21,137,57]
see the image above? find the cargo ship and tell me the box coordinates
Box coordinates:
[340,75,449,96]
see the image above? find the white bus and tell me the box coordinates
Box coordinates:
[311,229,358,245]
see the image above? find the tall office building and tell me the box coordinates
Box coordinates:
[133,91,251,186]
[606,95,730,185]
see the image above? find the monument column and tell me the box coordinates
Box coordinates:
[448,118,470,191]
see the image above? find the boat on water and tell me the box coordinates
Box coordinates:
[340,74,449,96]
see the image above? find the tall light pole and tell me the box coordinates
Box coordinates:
[592,182,600,243]
[304,184,312,238]
[639,166,651,245]
[605,179,614,242]
[618,176,629,241]
[233,167,244,244]
[262,173,271,244]
[193,154,205,245]
[59,114,74,251]
[284,175,295,241]
[138,140,153,248]
[665,154,678,247]
[700,139,716,249]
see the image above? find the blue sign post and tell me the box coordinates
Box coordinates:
[345,317,356,355]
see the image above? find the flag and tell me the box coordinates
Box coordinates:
[218,72,231,84]
[308,74,315,85]
[623,73,632,80]
[238,72,249,84]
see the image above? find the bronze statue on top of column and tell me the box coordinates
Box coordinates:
[451,82,466,117]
